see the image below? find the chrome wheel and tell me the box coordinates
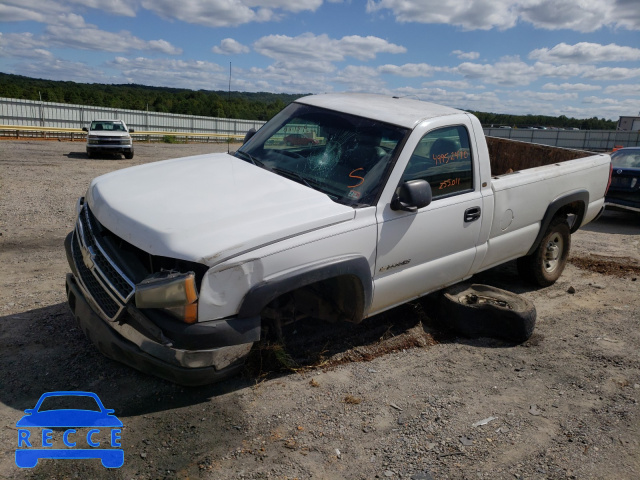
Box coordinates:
[543,232,563,273]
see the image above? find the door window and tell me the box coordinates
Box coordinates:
[400,125,473,200]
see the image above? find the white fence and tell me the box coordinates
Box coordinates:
[0,97,265,137]
[484,127,639,151]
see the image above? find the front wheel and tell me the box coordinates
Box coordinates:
[517,217,571,287]
[124,151,134,159]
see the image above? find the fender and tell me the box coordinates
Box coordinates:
[526,190,588,256]
[237,255,373,320]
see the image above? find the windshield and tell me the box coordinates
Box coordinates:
[90,121,126,132]
[611,149,640,169]
[236,103,408,206]
[37,395,101,412]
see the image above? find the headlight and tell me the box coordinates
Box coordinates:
[135,271,198,323]
[120,137,132,145]
[88,136,100,144]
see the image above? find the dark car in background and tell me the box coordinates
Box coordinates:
[605,147,640,213]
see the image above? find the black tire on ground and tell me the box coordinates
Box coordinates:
[517,217,571,287]
[124,152,134,159]
[439,284,536,343]
[87,151,94,159]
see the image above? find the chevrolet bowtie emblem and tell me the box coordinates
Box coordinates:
[82,245,95,270]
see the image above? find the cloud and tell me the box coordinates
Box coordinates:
[253,33,406,63]
[377,63,437,78]
[367,0,519,30]
[582,96,624,105]
[392,85,503,112]
[0,32,52,60]
[517,0,611,32]
[452,58,538,86]
[423,80,473,89]
[520,90,578,101]
[580,66,640,81]
[212,38,250,55]
[108,56,228,89]
[67,0,136,17]
[366,0,640,31]
[245,65,332,93]
[333,66,388,92]
[603,84,640,96]
[12,57,108,83]
[43,24,182,54]
[530,43,640,64]
[542,83,602,92]
[140,0,321,28]
[452,50,479,60]
[0,1,67,22]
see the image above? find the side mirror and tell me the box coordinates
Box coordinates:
[82,127,88,132]
[129,128,134,133]
[243,128,256,145]
[391,179,432,212]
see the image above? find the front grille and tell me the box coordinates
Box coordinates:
[71,203,135,321]
[95,136,127,145]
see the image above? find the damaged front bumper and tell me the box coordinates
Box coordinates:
[64,231,260,386]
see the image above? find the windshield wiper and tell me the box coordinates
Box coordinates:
[234,150,265,168]
[270,167,321,190]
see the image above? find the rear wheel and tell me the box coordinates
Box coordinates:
[517,217,571,287]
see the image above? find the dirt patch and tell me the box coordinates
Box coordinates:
[0,140,638,480]
[570,254,640,278]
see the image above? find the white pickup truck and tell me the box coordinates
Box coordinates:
[64,94,611,385]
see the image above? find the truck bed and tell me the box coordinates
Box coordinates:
[486,136,588,176]
[477,138,611,273]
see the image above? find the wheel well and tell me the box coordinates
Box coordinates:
[261,274,366,325]
[236,255,373,322]
[525,191,588,256]
[555,200,586,233]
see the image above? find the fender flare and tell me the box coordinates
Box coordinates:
[525,190,588,256]
[237,255,373,320]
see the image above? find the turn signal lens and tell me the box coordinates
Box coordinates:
[166,303,198,324]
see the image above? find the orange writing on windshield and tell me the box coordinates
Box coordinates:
[348,168,365,188]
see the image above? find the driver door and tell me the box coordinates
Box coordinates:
[371,124,484,313]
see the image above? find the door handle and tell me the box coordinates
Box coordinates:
[464,206,481,222]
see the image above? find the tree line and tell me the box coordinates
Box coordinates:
[0,72,617,129]
[471,111,616,131]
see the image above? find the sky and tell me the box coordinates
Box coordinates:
[0,0,639,120]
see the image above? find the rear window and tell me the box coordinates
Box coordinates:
[611,150,640,168]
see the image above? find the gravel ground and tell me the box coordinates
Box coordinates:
[0,140,638,480]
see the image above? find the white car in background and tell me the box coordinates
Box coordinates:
[82,120,134,159]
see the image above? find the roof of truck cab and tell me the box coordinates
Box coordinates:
[296,93,465,129]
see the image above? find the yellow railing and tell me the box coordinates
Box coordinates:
[0,125,244,141]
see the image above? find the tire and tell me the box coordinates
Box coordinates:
[439,284,536,343]
[517,217,571,287]
[124,151,134,159]
[87,150,94,159]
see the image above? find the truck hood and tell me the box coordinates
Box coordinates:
[86,152,355,265]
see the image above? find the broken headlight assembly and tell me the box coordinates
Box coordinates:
[135,271,199,324]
